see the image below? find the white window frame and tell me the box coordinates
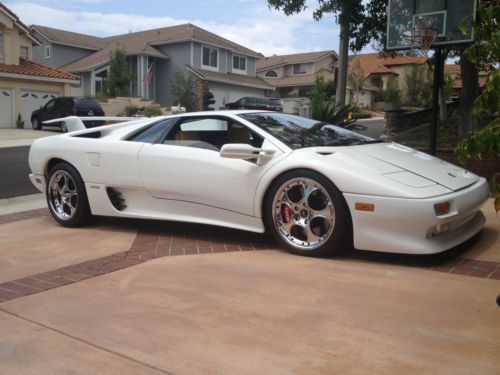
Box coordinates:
[20,46,29,60]
[44,45,51,59]
[201,46,219,71]
[232,54,246,75]
[265,70,278,78]
[0,30,4,58]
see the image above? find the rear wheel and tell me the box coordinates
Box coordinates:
[31,117,41,130]
[265,170,351,257]
[47,163,91,227]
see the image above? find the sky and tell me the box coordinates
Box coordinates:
[5,0,376,56]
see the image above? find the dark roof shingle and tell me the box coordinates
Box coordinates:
[257,51,338,71]
[33,23,263,72]
[186,65,272,90]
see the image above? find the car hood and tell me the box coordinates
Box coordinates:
[358,142,479,191]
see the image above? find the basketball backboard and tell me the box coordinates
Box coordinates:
[387,0,477,50]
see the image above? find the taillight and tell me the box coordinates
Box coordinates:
[281,204,292,223]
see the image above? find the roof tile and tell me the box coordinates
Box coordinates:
[257,50,337,71]
[0,59,80,81]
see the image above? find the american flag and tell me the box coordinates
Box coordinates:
[144,63,153,85]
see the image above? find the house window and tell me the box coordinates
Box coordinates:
[95,69,108,94]
[293,63,307,74]
[20,46,29,60]
[0,31,4,57]
[265,70,278,77]
[371,76,382,88]
[232,55,246,74]
[44,45,51,59]
[202,46,218,70]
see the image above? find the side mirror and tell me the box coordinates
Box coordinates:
[220,144,276,166]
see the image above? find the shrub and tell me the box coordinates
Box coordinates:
[124,105,140,116]
[171,69,194,111]
[143,106,162,117]
[16,113,24,129]
[385,76,401,105]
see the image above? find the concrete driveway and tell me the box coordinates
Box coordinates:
[0,202,499,374]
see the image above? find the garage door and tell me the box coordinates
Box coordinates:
[210,88,227,110]
[0,89,13,128]
[20,90,58,125]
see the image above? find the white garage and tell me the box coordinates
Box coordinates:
[20,90,58,125]
[207,82,268,110]
[0,89,13,128]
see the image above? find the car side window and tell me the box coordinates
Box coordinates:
[164,117,263,151]
[44,99,55,110]
[127,118,177,143]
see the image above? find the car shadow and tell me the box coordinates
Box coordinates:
[90,217,492,269]
[335,231,490,268]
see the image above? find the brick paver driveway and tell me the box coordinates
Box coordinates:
[0,202,499,374]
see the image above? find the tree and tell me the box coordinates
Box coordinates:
[306,74,330,119]
[385,76,401,106]
[107,47,131,97]
[306,74,352,123]
[404,64,432,107]
[171,69,194,111]
[347,59,365,104]
[267,0,388,52]
[455,1,499,213]
[268,0,388,108]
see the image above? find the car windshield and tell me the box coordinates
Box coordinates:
[239,112,382,149]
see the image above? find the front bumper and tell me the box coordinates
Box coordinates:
[29,173,46,193]
[344,178,490,254]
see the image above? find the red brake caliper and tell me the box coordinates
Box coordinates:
[281,204,292,223]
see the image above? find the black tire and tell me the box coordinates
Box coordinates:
[46,162,91,227]
[31,117,41,130]
[264,169,352,257]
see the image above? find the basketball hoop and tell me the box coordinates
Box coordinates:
[400,26,438,57]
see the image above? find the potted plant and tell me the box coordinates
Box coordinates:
[16,114,25,129]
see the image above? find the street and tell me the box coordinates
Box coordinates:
[0,146,38,199]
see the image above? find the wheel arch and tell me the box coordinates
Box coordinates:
[46,158,78,178]
[257,167,353,232]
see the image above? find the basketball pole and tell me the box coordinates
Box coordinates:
[429,47,443,156]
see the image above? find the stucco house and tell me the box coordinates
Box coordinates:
[257,50,381,111]
[257,50,338,98]
[444,64,488,97]
[348,53,428,94]
[0,4,79,128]
[30,24,272,110]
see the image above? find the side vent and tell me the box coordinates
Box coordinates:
[106,187,127,211]
[317,151,334,156]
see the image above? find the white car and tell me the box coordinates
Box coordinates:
[28,111,489,257]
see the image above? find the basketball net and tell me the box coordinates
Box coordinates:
[400,26,438,58]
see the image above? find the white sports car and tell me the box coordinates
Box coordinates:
[29,111,489,257]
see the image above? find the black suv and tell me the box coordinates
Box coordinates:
[226,97,283,111]
[31,97,105,131]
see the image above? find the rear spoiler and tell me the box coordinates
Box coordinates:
[43,116,143,133]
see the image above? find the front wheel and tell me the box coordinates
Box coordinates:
[265,170,352,257]
[47,163,91,227]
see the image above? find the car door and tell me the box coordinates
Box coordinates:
[138,115,282,216]
[39,99,56,122]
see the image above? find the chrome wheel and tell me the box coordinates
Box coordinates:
[48,170,78,220]
[272,177,335,250]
